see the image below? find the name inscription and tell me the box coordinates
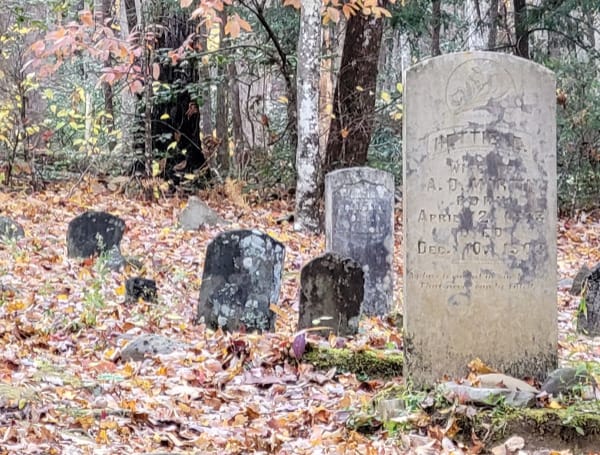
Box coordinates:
[411,127,548,290]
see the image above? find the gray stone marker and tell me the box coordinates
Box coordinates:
[197,229,285,332]
[325,167,394,316]
[298,252,364,336]
[403,52,557,386]
[0,216,24,241]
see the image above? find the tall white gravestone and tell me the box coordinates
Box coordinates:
[325,167,394,316]
[403,52,557,386]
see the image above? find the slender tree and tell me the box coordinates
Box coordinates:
[294,0,322,232]
[324,3,387,172]
[431,0,442,56]
[514,0,529,58]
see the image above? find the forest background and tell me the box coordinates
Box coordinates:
[0,0,598,223]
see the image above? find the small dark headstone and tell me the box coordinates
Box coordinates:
[577,264,600,336]
[197,229,285,332]
[570,265,592,296]
[0,216,24,241]
[67,211,126,258]
[126,277,158,302]
[298,252,364,336]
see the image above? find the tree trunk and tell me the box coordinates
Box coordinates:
[487,0,499,49]
[216,10,230,175]
[229,61,248,179]
[118,0,136,154]
[294,0,322,232]
[324,4,387,171]
[466,0,485,50]
[431,0,442,56]
[513,0,529,58]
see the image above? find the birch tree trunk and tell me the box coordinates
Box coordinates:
[118,0,136,154]
[216,10,230,175]
[466,0,486,50]
[294,0,322,232]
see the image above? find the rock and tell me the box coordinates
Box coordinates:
[120,335,189,362]
[439,382,536,407]
[126,277,157,303]
[541,367,597,397]
[67,211,126,258]
[104,245,126,271]
[0,216,24,241]
[558,277,573,290]
[179,197,225,230]
[570,265,591,295]
[197,229,285,332]
[491,435,525,455]
[477,373,539,393]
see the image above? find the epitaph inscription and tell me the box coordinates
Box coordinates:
[403,52,557,386]
[325,167,394,316]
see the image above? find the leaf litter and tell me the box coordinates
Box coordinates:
[0,181,595,454]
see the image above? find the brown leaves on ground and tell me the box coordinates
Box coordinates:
[0,179,595,454]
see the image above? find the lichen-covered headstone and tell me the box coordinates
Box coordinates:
[325,167,394,316]
[197,229,285,332]
[0,216,24,241]
[577,264,600,336]
[403,52,557,386]
[298,252,364,336]
[67,211,126,258]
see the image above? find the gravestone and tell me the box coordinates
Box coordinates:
[325,167,394,316]
[403,52,557,386]
[298,252,364,336]
[0,216,24,241]
[197,229,285,332]
[577,264,600,336]
[67,211,126,258]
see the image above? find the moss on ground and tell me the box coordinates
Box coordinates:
[303,346,403,379]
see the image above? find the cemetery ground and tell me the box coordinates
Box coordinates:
[0,180,599,454]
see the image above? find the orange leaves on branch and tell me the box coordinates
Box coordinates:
[224,14,252,38]
[79,10,94,26]
[324,7,340,23]
[283,0,301,8]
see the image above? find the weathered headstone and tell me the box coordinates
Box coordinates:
[325,167,394,316]
[403,52,557,386]
[67,211,126,258]
[298,252,364,336]
[0,216,24,241]
[197,229,285,332]
[577,264,600,336]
